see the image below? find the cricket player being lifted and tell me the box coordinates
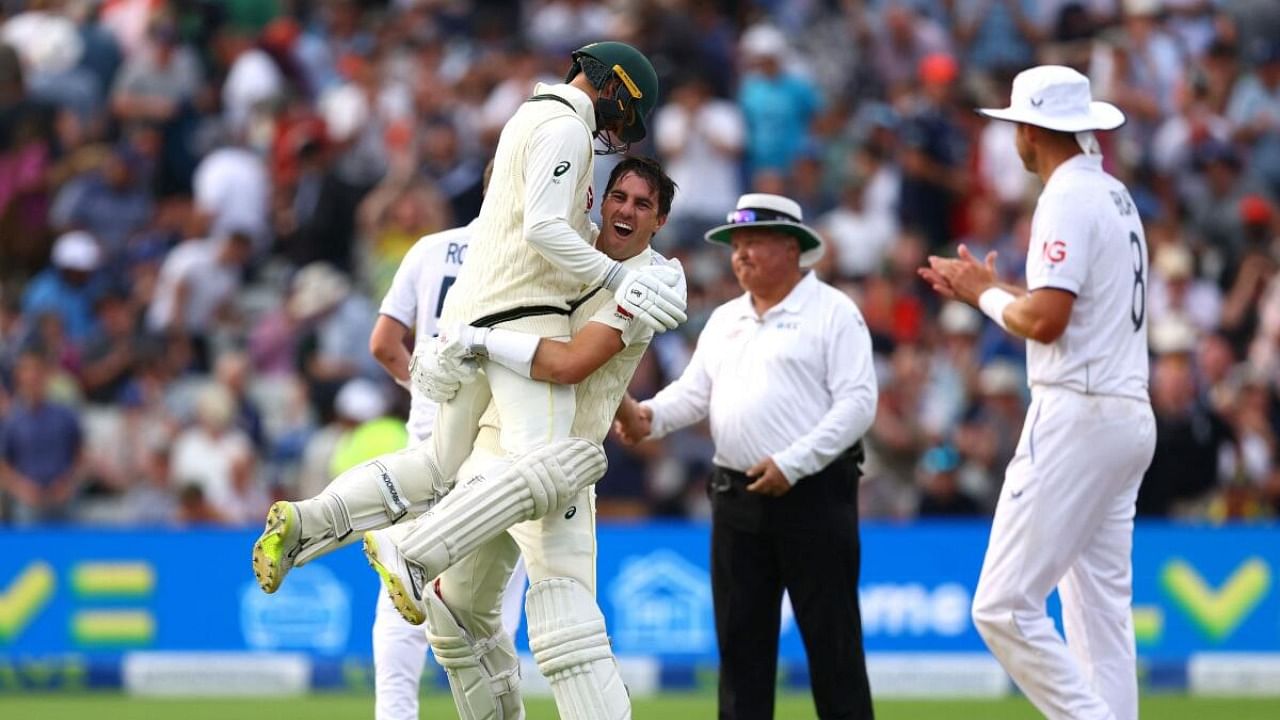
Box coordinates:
[920,66,1155,720]
[372,155,678,720]
[251,42,681,718]
[364,159,527,720]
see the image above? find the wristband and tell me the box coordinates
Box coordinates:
[480,328,541,378]
[978,287,1014,331]
[394,376,413,393]
[601,261,625,291]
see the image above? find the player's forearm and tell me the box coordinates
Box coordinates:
[531,331,622,385]
[525,217,616,286]
[994,293,1067,343]
[370,317,411,383]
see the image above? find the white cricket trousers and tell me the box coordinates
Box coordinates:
[972,386,1155,720]
[373,557,528,720]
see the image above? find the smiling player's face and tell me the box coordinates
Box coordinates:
[598,171,665,261]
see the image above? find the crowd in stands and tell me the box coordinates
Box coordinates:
[1,0,1278,526]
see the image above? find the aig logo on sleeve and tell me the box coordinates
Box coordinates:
[1042,240,1067,265]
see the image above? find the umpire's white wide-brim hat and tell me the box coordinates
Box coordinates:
[705,193,825,268]
[977,65,1125,133]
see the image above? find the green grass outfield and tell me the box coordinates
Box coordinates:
[3,693,1280,719]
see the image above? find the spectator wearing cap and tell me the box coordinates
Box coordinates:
[737,25,824,180]
[1149,243,1222,334]
[615,193,876,719]
[899,52,970,252]
[1,348,85,523]
[917,444,983,516]
[21,231,104,344]
[922,302,984,439]
[1227,39,1280,194]
[291,262,379,414]
[295,376,388,500]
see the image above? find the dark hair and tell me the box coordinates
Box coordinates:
[605,155,677,218]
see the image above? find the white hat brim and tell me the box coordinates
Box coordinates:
[705,221,826,268]
[976,100,1126,133]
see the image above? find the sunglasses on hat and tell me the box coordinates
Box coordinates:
[726,208,800,225]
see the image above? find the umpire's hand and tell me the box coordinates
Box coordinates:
[745,457,791,496]
[612,394,652,445]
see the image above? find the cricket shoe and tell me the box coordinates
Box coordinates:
[252,501,302,594]
[363,529,428,625]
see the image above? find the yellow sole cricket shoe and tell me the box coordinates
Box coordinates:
[363,529,427,626]
[252,501,301,594]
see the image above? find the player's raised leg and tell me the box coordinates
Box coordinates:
[365,435,605,619]
[251,378,491,593]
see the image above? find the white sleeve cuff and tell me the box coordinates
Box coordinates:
[481,328,541,378]
[978,287,1015,331]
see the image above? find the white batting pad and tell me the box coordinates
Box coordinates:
[425,591,524,719]
[392,438,606,579]
[293,446,449,566]
[526,577,630,720]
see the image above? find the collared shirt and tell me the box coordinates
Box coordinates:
[1025,153,1149,400]
[643,272,877,484]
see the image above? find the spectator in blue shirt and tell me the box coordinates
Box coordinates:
[1,349,84,523]
[737,24,823,180]
[20,231,104,345]
[49,145,154,259]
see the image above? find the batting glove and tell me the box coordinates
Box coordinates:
[604,262,688,333]
[409,333,478,403]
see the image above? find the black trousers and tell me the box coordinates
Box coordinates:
[710,453,873,720]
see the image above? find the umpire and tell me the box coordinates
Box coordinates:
[615,193,877,719]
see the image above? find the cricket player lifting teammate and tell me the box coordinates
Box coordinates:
[920,66,1155,720]
[250,41,680,592]
[369,156,680,720]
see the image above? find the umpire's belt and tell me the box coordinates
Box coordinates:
[471,286,603,328]
[710,441,865,494]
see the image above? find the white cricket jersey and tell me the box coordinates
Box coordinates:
[441,82,609,338]
[379,223,471,443]
[643,271,878,483]
[475,248,659,446]
[1025,153,1150,400]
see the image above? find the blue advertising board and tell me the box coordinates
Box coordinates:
[1,521,1277,689]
